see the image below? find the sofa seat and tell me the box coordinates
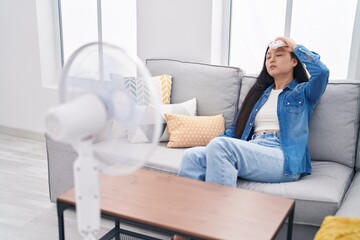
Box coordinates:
[237,161,354,226]
[91,139,185,175]
[336,172,360,217]
[145,143,185,174]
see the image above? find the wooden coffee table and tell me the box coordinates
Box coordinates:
[57,168,295,240]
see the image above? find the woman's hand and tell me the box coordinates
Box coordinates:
[276,37,298,52]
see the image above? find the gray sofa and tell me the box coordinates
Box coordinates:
[46,59,360,240]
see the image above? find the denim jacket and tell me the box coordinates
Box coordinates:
[221,45,329,175]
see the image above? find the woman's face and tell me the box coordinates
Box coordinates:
[265,48,298,78]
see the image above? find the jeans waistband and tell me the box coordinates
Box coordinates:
[251,131,280,140]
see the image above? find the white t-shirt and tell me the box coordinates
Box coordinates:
[254,89,283,132]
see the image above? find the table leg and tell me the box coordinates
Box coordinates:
[287,203,295,240]
[57,201,69,240]
[115,220,120,240]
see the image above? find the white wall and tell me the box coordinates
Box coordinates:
[0,0,58,135]
[0,0,215,135]
[137,0,213,63]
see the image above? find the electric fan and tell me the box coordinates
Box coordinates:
[45,42,162,239]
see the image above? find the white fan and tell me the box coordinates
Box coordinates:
[45,42,162,239]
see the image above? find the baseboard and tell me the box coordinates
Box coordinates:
[0,126,45,142]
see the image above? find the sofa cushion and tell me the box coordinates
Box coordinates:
[125,98,197,143]
[357,136,360,171]
[92,139,184,177]
[144,143,185,174]
[239,79,360,168]
[146,59,243,129]
[237,161,353,226]
[238,75,257,110]
[336,172,360,218]
[110,74,173,104]
[160,98,197,141]
[308,81,360,168]
[165,114,225,148]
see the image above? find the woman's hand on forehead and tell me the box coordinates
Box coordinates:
[275,37,298,52]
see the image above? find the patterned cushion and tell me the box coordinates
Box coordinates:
[126,105,159,143]
[127,99,197,143]
[165,114,225,148]
[110,74,172,104]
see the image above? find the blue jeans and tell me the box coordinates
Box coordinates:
[178,132,300,187]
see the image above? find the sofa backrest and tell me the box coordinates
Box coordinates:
[309,81,360,168]
[357,140,360,171]
[238,75,257,110]
[356,102,360,171]
[239,77,360,168]
[146,59,243,129]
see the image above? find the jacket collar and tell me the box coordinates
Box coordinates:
[285,79,300,90]
[265,79,299,93]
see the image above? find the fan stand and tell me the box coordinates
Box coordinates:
[74,139,100,239]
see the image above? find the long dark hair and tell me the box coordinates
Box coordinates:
[234,48,309,137]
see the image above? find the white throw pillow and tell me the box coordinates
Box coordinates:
[127,98,197,143]
[159,98,197,141]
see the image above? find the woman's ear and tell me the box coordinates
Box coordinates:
[292,58,298,67]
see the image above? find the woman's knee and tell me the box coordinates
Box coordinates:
[179,147,206,178]
[181,147,206,166]
[182,148,198,161]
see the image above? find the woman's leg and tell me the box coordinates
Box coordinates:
[178,147,207,181]
[205,137,299,187]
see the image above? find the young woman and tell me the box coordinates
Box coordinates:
[178,37,329,187]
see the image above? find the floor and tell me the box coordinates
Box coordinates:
[0,133,169,240]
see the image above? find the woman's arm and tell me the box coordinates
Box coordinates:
[276,37,329,104]
[294,45,329,103]
[220,124,235,137]
[220,110,242,138]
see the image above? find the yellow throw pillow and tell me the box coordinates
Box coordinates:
[154,74,172,104]
[165,114,225,148]
[314,216,360,240]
